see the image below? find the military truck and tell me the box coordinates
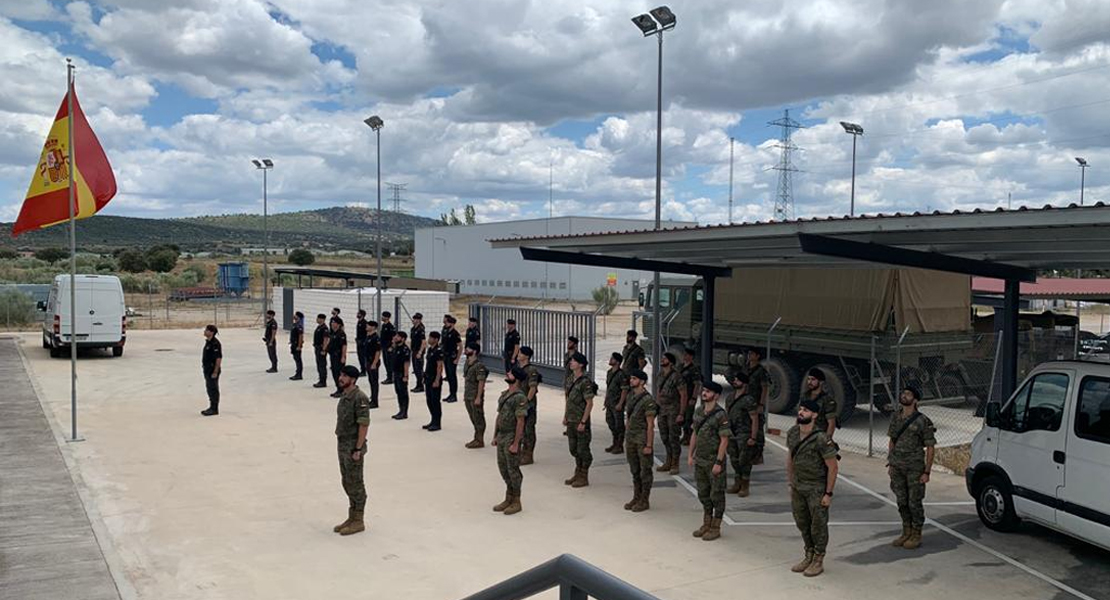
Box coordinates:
[638,268,979,422]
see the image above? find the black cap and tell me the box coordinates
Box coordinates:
[567,335,579,344]
[747,347,763,358]
[799,398,821,413]
[663,352,676,364]
[368,320,378,327]
[807,367,826,382]
[266,309,275,316]
[382,311,391,318]
[332,317,344,327]
[205,324,219,334]
[446,315,457,324]
[469,316,478,323]
[507,318,516,325]
[466,342,481,352]
[570,352,587,366]
[413,312,423,319]
[703,380,723,394]
[626,329,638,337]
[683,345,695,356]
[508,366,528,382]
[357,309,366,317]
[520,346,533,357]
[730,370,750,385]
[316,313,327,320]
[295,311,304,319]
[340,365,361,379]
[629,369,649,382]
[904,385,922,401]
[428,331,441,339]
[610,352,623,362]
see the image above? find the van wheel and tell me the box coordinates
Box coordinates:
[42,336,49,349]
[976,475,1021,532]
[49,344,61,358]
[764,356,800,414]
[112,346,124,357]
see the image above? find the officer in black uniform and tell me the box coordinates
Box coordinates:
[328,317,348,398]
[503,319,520,373]
[264,309,278,373]
[443,314,462,403]
[201,324,222,416]
[365,320,382,408]
[410,313,426,393]
[423,330,445,431]
[390,331,412,420]
[313,313,330,389]
[289,311,304,380]
[355,309,369,375]
[380,311,396,385]
[465,316,481,352]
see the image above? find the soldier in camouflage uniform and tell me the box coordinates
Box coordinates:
[492,366,529,515]
[517,346,541,465]
[689,381,730,541]
[624,369,655,512]
[655,352,684,475]
[726,371,764,497]
[563,336,579,393]
[333,365,370,536]
[621,330,646,373]
[563,352,596,488]
[887,386,936,550]
[604,352,630,453]
[787,398,839,577]
[678,346,702,445]
[463,342,490,449]
[804,368,839,439]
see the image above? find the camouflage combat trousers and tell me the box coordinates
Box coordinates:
[337,440,366,512]
[523,400,537,452]
[464,396,486,437]
[604,400,625,440]
[727,437,761,481]
[681,402,696,440]
[656,404,680,462]
[625,440,653,496]
[567,421,592,469]
[791,488,829,554]
[695,463,727,518]
[890,465,927,528]
[497,438,523,496]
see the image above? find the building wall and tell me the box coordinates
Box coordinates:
[414,217,693,301]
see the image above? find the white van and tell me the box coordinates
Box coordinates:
[40,274,127,358]
[967,361,1110,551]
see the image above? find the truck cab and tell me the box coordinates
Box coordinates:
[968,361,1110,551]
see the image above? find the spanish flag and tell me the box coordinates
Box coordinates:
[12,86,116,237]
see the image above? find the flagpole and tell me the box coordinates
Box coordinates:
[66,58,81,443]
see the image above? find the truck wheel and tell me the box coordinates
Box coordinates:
[976,475,1021,532]
[112,346,124,357]
[764,357,800,414]
[49,344,61,358]
[42,336,49,349]
[807,363,857,423]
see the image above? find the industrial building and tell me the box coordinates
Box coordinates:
[413,217,692,301]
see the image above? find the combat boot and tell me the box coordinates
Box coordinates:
[903,527,922,549]
[692,513,712,537]
[333,508,354,533]
[493,492,512,512]
[803,554,825,577]
[702,518,722,541]
[338,510,365,536]
[790,550,814,573]
[571,468,589,488]
[624,487,642,510]
[565,468,581,485]
[668,460,680,476]
[503,495,522,515]
[656,456,671,472]
[631,490,650,512]
[727,478,742,494]
[738,479,751,498]
[891,524,911,547]
[614,434,625,453]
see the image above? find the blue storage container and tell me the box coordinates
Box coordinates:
[217,262,251,297]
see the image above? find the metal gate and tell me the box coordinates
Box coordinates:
[469,303,596,384]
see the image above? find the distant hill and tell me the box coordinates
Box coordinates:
[2,207,439,252]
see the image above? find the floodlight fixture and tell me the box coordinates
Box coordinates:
[631,14,657,36]
[364,115,384,131]
[650,6,676,29]
[840,121,864,135]
[1076,157,1088,167]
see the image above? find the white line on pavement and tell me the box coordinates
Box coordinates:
[730,521,904,527]
[923,501,976,506]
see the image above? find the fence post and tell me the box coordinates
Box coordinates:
[148,283,153,329]
[894,326,909,402]
[868,335,876,458]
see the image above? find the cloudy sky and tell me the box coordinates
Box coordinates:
[0,0,1107,226]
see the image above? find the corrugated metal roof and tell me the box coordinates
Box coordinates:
[973,277,1110,299]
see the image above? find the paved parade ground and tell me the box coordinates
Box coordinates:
[4,328,1108,600]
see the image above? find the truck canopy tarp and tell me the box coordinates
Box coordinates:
[718,268,970,333]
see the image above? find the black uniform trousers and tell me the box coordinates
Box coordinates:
[412,354,425,389]
[330,352,344,392]
[444,358,458,398]
[314,349,328,384]
[291,347,302,377]
[394,372,409,415]
[425,379,443,427]
[203,369,220,410]
[356,341,367,375]
[382,348,394,382]
[266,343,278,370]
[367,366,380,406]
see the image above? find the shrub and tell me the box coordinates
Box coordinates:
[592,286,619,315]
[117,250,148,273]
[288,248,315,266]
[0,289,37,326]
[146,248,178,273]
[34,247,69,264]
[0,248,18,260]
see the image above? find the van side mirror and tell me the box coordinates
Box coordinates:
[638,292,645,307]
[36,301,46,311]
[985,403,1001,428]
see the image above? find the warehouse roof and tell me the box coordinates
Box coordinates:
[972,277,1110,300]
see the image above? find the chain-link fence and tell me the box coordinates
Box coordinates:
[0,287,42,329]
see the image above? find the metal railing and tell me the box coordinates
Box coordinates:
[469,303,596,383]
[459,554,661,600]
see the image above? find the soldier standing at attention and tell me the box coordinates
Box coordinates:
[726,371,763,497]
[313,314,330,389]
[563,336,579,394]
[355,309,369,375]
[689,381,730,541]
[678,346,702,445]
[517,346,541,465]
[364,321,382,409]
[787,399,839,578]
[621,330,646,373]
[804,368,839,440]
[503,319,521,373]
[390,331,411,420]
[463,342,490,448]
[563,352,596,488]
[289,311,305,381]
[410,313,426,393]
[332,365,370,536]
[739,348,770,467]
[201,324,222,416]
[655,352,684,475]
[328,318,349,398]
[888,386,936,550]
[380,312,396,385]
[330,307,341,324]
[465,316,481,353]
[264,309,279,373]
[603,352,630,454]
[423,331,445,431]
[492,366,528,516]
[623,370,655,512]
[442,315,462,403]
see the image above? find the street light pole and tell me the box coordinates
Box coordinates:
[251,159,274,318]
[364,116,384,317]
[728,136,734,224]
[840,122,863,216]
[1075,157,1089,357]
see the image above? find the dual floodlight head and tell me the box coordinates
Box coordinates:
[840,121,864,135]
[364,115,384,131]
[1076,157,1088,167]
[632,6,676,36]
[251,158,274,169]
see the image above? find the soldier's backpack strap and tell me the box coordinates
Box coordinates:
[626,391,648,417]
[790,431,820,460]
[891,412,923,445]
[695,406,725,434]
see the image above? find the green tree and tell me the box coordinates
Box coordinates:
[117,250,148,273]
[464,204,477,225]
[592,286,620,315]
[34,247,69,264]
[0,248,18,260]
[288,248,316,266]
[439,208,462,226]
[146,248,178,273]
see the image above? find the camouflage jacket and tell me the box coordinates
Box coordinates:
[624,390,657,446]
[787,425,837,491]
[887,410,937,470]
[564,374,597,423]
[463,359,489,401]
[495,389,528,441]
[692,404,730,467]
[605,367,630,407]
